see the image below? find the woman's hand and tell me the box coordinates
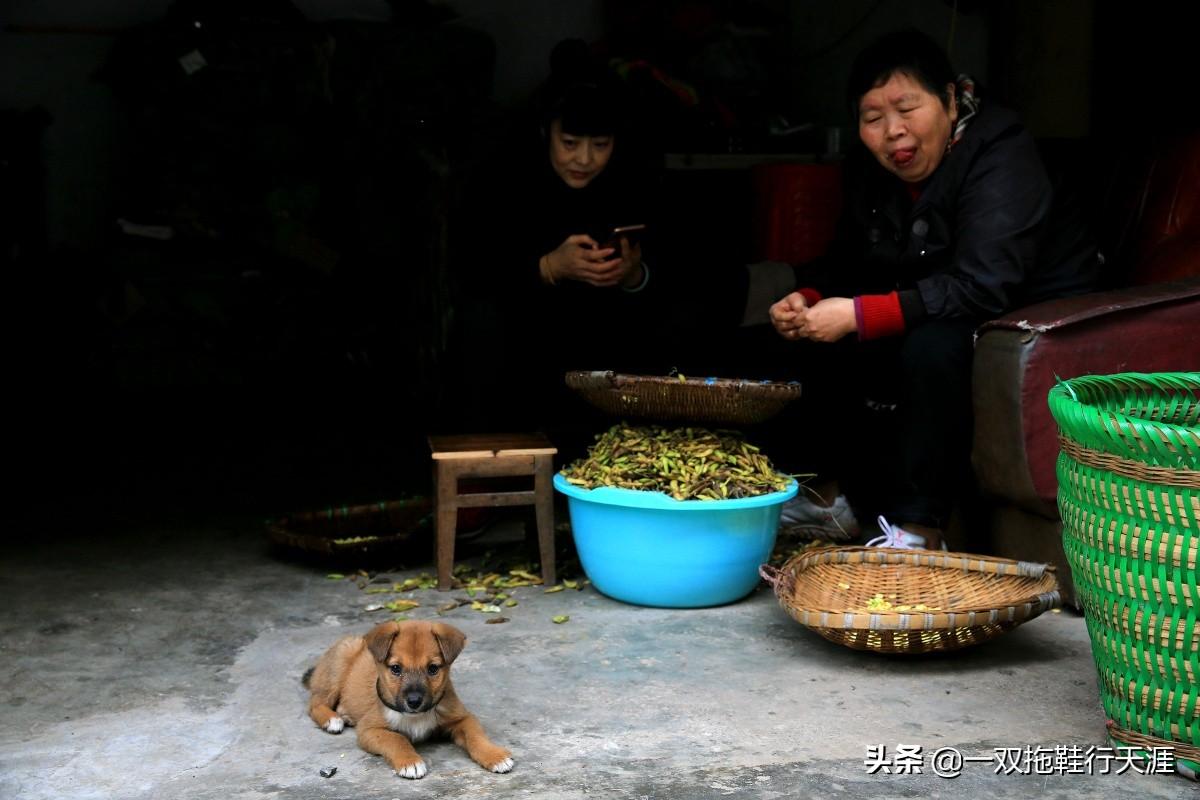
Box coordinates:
[614,237,644,289]
[770,294,857,342]
[542,234,638,288]
[802,298,857,342]
[769,292,810,339]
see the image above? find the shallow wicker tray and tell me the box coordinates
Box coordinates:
[266,497,432,558]
[760,546,1062,654]
[565,370,802,425]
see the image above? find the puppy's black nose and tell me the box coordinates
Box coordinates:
[404,692,424,710]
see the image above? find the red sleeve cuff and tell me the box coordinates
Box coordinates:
[798,287,823,307]
[855,291,906,340]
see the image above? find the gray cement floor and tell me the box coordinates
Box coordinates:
[1,509,1194,800]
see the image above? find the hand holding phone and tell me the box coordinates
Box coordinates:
[601,224,646,254]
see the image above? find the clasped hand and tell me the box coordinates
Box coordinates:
[769,293,857,343]
[543,234,642,288]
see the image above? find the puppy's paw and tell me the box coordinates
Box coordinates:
[394,760,428,780]
[324,716,345,734]
[473,744,513,774]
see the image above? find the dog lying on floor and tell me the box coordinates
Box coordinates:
[303,620,513,779]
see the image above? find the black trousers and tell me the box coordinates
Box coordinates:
[742,317,979,529]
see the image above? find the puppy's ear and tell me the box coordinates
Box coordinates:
[364,622,400,663]
[431,622,467,665]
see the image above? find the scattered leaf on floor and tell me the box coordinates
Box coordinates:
[326,573,345,580]
[563,580,578,589]
[552,615,569,624]
[544,585,565,594]
[364,603,385,612]
[438,602,462,614]
[385,600,421,612]
[485,616,510,624]
[505,599,518,607]
[510,569,542,583]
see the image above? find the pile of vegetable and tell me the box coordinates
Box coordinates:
[560,423,793,501]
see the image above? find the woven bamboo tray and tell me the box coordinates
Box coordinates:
[565,370,801,425]
[760,546,1061,654]
[266,497,432,558]
[1050,371,1200,778]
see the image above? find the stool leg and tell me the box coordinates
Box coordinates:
[533,454,556,587]
[434,462,460,591]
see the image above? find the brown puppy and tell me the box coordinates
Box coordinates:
[304,620,513,779]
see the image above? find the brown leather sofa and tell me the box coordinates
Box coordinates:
[971,132,1200,604]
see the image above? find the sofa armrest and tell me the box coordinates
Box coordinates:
[973,276,1200,514]
[980,277,1200,333]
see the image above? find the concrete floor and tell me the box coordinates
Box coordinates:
[1,505,1193,800]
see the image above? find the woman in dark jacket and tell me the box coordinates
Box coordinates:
[768,30,1097,549]
[454,41,665,456]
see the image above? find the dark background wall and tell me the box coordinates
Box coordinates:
[0,0,1191,523]
[0,0,606,251]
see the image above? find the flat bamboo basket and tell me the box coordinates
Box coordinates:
[565,370,801,425]
[760,546,1061,654]
[266,497,432,558]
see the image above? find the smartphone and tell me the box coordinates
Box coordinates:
[599,224,646,256]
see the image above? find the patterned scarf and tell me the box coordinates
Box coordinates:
[948,74,980,150]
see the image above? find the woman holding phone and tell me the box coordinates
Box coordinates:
[534,120,648,291]
[452,39,665,454]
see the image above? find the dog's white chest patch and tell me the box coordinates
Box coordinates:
[383,707,439,742]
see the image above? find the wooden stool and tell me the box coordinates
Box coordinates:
[428,433,558,591]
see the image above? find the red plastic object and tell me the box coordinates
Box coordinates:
[752,163,844,264]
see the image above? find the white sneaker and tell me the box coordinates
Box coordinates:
[778,493,860,541]
[865,516,948,550]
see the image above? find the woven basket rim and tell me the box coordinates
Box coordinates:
[1049,372,1200,469]
[265,497,432,555]
[269,496,430,524]
[1107,721,1200,771]
[763,546,1061,632]
[566,370,803,394]
[565,370,802,425]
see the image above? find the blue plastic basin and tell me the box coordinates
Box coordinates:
[554,473,798,608]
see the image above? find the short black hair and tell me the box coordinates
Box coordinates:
[846,30,956,118]
[539,38,625,137]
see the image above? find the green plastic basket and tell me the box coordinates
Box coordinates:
[1049,372,1200,780]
